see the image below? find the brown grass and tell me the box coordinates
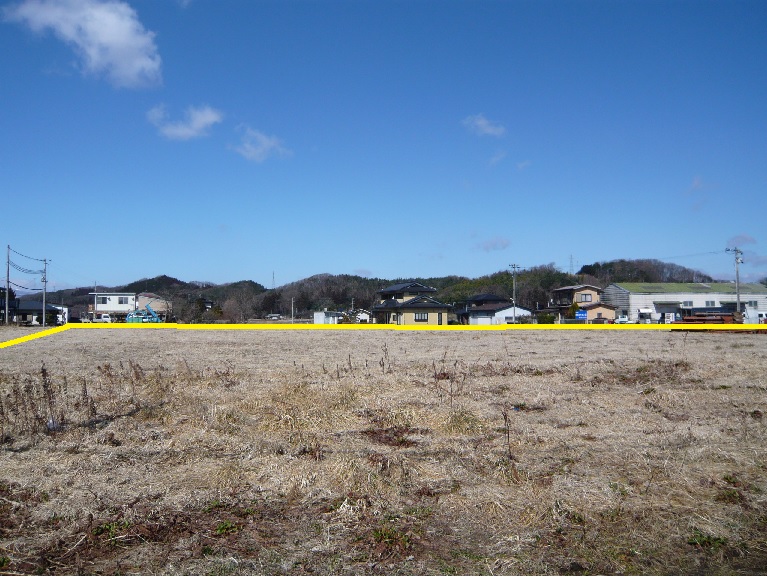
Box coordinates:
[0,327,766,574]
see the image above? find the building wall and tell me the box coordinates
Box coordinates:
[574,288,601,305]
[92,293,136,314]
[401,309,447,325]
[584,305,616,321]
[603,285,767,321]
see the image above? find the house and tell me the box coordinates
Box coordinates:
[314,310,345,324]
[602,282,767,323]
[550,284,617,322]
[87,292,136,322]
[371,281,451,325]
[0,299,64,325]
[456,294,532,325]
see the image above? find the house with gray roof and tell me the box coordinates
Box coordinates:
[371,281,451,325]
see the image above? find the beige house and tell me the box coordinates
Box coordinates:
[372,282,452,325]
[551,284,616,322]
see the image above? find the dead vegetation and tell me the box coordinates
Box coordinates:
[0,327,765,575]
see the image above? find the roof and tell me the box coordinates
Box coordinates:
[88,292,135,296]
[467,293,507,303]
[466,303,531,314]
[579,302,617,311]
[377,281,436,295]
[609,282,767,295]
[373,295,451,310]
[552,284,603,293]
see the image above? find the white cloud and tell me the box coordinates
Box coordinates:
[232,126,291,163]
[5,0,161,88]
[148,104,223,140]
[462,113,505,137]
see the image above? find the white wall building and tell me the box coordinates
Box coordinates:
[468,304,532,325]
[602,282,767,322]
[88,292,136,316]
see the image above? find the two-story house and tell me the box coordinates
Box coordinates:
[88,292,137,322]
[372,281,452,325]
[550,284,616,322]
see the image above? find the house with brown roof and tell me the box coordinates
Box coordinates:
[550,284,616,322]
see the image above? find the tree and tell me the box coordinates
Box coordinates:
[565,301,580,319]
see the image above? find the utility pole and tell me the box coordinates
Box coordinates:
[509,263,520,324]
[5,246,9,325]
[726,247,744,314]
[42,259,47,328]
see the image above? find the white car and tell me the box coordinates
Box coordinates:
[614,315,630,324]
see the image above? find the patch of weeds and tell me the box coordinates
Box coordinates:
[92,520,131,540]
[715,488,745,504]
[201,545,215,556]
[688,528,727,549]
[295,441,325,461]
[451,548,485,562]
[444,408,483,434]
[215,520,239,535]
[0,556,10,569]
[203,499,225,513]
[362,426,427,448]
[372,524,411,553]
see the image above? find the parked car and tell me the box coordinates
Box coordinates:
[615,315,630,324]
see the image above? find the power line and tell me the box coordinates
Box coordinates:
[9,246,47,262]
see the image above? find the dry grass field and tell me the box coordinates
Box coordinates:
[0,326,765,575]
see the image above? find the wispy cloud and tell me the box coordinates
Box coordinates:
[4,0,162,88]
[232,126,291,163]
[727,234,757,248]
[475,236,510,252]
[462,113,505,137]
[516,160,531,171]
[683,175,718,212]
[488,150,507,166]
[148,104,223,140]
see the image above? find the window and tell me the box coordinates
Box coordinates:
[414,312,428,322]
[98,297,108,305]
[118,297,129,305]
[682,301,693,307]
[577,293,592,303]
[747,301,758,308]
[705,300,716,307]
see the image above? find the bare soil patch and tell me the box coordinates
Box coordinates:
[1,328,766,574]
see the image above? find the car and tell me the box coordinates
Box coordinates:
[614,315,630,324]
[265,313,282,320]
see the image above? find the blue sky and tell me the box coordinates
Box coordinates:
[2,0,766,292]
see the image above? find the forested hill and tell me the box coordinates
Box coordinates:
[577,259,714,285]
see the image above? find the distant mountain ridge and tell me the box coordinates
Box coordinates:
[19,259,731,321]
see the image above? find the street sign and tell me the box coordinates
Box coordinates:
[575,310,588,320]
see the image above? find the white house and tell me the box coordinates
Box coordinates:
[468,304,532,325]
[602,282,767,322]
[314,310,345,324]
[88,292,136,321]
